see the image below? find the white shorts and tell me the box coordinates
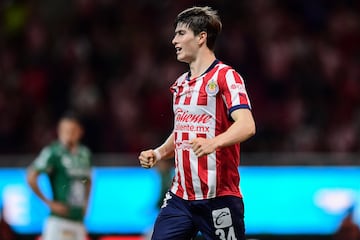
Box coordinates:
[42,216,86,240]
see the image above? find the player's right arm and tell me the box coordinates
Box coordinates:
[139,132,175,168]
[26,147,68,216]
[27,169,68,216]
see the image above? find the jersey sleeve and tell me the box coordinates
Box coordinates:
[219,68,252,115]
[80,145,93,179]
[30,146,55,173]
[83,146,92,165]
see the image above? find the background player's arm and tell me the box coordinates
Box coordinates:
[191,108,255,157]
[26,168,69,216]
[27,169,51,205]
[139,132,175,168]
[83,176,92,215]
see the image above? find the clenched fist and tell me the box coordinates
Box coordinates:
[138,149,158,168]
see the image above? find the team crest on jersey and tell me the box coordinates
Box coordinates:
[206,80,219,96]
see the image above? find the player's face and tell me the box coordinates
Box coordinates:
[58,119,83,149]
[172,23,199,63]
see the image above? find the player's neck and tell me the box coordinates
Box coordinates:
[188,50,216,79]
[62,142,78,154]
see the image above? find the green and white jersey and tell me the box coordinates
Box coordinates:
[30,141,92,221]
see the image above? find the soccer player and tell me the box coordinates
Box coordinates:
[138,6,256,240]
[27,113,92,240]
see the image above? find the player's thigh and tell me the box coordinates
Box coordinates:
[152,192,197,240]
[42,216,64,240]
[42,216,86,240]
[194,196,245,240]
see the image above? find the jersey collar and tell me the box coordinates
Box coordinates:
[186,59,220,81]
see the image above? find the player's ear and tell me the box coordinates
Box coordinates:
[78,124,84,138]
[57,120,64,135]
[198,31,207,46]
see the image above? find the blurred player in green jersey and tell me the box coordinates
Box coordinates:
[27,112,92,240]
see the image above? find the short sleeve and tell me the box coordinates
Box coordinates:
[220,68,251,115]
[30,147,54,173]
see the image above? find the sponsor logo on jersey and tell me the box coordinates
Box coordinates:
[230,83,246,93]
[174,123,210,133]
[175,108,212,124]
[175,140,192,150]
[68,168,91,177]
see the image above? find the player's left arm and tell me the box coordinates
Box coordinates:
[83,151,92,215]
[191,108,255,157]
[216,108,255,146]
[83,176,92,215]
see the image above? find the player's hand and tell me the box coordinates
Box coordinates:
[48,201,69,216]
[138,149,157,168]
[190,137,217,157]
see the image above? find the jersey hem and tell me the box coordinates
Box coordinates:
[171,190,242,201]
[50,213,84,222]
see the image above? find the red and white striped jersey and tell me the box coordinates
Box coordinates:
[169,60,252,200]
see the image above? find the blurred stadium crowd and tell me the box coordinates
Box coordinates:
[0,0,359,154]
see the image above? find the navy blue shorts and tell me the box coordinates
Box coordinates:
[151,191,245,240]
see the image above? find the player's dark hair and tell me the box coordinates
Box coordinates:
[60,110,83,126]
[174,6,222,50]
